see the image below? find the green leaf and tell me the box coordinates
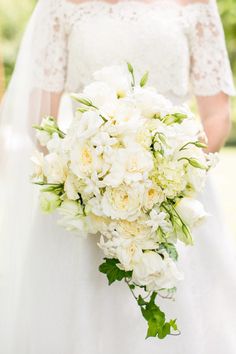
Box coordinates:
[140,71,149,87]
[139,291,179,339]
[159,243,179,261]
[137,295,147,306]
[99,258,132,285]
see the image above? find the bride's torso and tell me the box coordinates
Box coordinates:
[63,0,190,102]
[33,0,235,104]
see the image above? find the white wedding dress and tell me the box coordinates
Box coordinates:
[0,1,236,353]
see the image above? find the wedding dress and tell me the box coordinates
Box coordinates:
[0,0,236,353]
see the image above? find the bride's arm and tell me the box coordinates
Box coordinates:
[196,93,231,153]
[185,0,235,152]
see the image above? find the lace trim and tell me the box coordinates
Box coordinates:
[32,0,235,97]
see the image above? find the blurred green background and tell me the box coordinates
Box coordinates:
[0,0,236,234]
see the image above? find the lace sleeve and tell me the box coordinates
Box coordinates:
[31,0,68,92]
[186,0,236,96]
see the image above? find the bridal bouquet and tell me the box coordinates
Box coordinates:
[31,63,217,340]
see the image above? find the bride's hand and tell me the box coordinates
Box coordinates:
[196,92,231,153]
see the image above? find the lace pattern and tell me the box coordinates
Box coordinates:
[32,0,68,92]
[32,0,235,99]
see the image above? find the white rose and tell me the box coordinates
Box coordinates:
[43,153,68,184]
[143,181,165,210]
[70,142,102,178]
[116,239,143,271]
[101,184,143,221]
[175,197,208,228]
[132,251,183,291]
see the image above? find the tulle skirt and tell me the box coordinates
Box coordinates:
[0,144,236,354]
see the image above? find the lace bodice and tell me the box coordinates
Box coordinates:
[33,0,235,102]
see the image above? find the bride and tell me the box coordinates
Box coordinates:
[0,0,236,353]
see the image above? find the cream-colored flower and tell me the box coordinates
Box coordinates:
[101,184,143,221]
[132,251,183,291]
[70,142,102,178]
[43,152,68,184]
[40,192,61,213]
[93,65,131,98]
[31,150,45,183]
[103,144,153,187]
[175,197,208,228]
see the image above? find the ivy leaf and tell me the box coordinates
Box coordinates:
[159,243,179,261]
[140,292,178,339]
[99,258,132,285]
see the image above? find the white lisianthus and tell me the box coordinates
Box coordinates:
[83,81,117,107]
[101,184,143,221]
[58,199,88,237]
[175,197,209,228]
[40,192,61,213]
[73,110,104,140]
[46,132,64,153]
[31,150,45,183]
[35,117,56,146]
[36,130,51,147]
[133,86,173,118]
[93,65,131,98]
[43,153,68,184]
[64,173,81,200]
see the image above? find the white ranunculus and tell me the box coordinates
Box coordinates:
[101,184,143,221]
[175,197,208,228]
[93,65,131,98]
[40,192,61,213]
[132,86,173,118]
[132,251,183,291]
[43,152,68,184]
